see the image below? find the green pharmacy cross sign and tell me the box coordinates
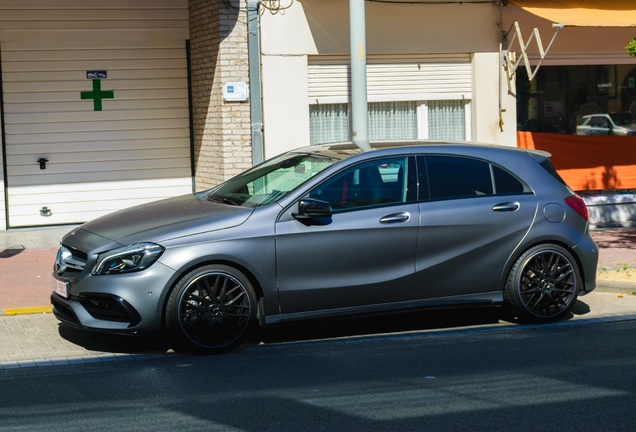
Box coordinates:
[81,70,114,111]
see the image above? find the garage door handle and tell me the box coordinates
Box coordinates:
[37,158,49,170]
[380,212,410,224]
[493,202,520,212]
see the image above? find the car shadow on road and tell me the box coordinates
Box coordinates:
[571,299,591,316]
[256,306,508,345]
[56,301,590,354]
[57,324,172,355]
[257,299,592,346]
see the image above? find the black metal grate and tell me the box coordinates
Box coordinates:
[51,295,80,326]
[79,294,141,326]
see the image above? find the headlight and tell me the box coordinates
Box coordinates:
[92,243,165,275]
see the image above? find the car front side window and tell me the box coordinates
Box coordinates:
[309,157,412,211]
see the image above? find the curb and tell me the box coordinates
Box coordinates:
[0,306,52,316]
[594,282,636,295]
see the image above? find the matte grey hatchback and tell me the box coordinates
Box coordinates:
[52,142,598,353]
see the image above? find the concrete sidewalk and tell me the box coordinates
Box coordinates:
[0,225,635,314]
[0,225,73,314]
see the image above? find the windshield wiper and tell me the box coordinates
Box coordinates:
[208,194,240,206]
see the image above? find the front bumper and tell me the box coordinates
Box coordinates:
[51,261,177,334]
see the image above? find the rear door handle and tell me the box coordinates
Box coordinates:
[380,212,410,224]
[492,202,520,212]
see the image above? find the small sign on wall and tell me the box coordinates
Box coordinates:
[87,70,108,79]
[223,82,249,102]
[81,70,114,111]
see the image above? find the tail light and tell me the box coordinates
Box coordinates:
[564,195,589,221]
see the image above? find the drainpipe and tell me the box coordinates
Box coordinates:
[349,0,371,152]
[247,0,264,165]
[499,0,506,132]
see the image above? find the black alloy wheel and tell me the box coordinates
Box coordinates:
[505,244,580,323]
[166,264,256,354]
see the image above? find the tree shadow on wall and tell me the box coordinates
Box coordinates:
[581,165,621,190]
[580,165,636,229]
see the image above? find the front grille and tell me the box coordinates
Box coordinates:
[55,245,87,277]
[78,294,141,327]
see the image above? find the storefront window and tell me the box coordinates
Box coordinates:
[516,64,636,135]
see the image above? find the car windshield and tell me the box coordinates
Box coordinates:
[204,152,337,208]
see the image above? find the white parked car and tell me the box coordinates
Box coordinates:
[576,112,636,136]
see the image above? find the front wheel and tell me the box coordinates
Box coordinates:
[505,244,581,323]
[165,264,257,354]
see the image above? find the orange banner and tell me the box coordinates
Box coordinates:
[517,132,636,191]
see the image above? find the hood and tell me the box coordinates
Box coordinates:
[67,194,254,247]
[618,124,636,132]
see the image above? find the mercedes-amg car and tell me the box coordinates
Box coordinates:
[52,141,598,353]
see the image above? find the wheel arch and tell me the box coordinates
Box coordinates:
[499,238,585,299]
[159,258,267,332]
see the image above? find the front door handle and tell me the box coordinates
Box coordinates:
[380,212,410,224]
[492,202,520,212]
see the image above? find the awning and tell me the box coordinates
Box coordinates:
[503,0,636,92]
[509,1,636,27]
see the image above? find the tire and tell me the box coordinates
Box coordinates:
[505,244,580,323]
[165,264,257,354]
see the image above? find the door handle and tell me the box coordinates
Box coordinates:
[492,202,520,212]
[380,212,410,224]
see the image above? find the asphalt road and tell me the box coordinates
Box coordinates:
[1,317,635,431]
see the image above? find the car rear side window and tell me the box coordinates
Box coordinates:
[424,156,493,199]
[419,156,528,200]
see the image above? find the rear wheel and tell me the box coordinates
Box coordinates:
[165,264,256,354]
[505,244,580,323]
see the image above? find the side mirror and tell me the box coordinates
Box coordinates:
[292,198,333,225]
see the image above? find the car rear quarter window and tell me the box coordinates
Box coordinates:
[493,166,526,194]
[539,159,568,186]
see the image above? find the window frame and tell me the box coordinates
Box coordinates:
[416,155,531,202]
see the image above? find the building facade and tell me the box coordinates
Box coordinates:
[504,2,636,136]
[0,1,194,229]
[0,0,633,230]
[258,0,517,158]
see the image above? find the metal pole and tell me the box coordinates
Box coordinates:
[349,0,371,151]
[247,0,264,165]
